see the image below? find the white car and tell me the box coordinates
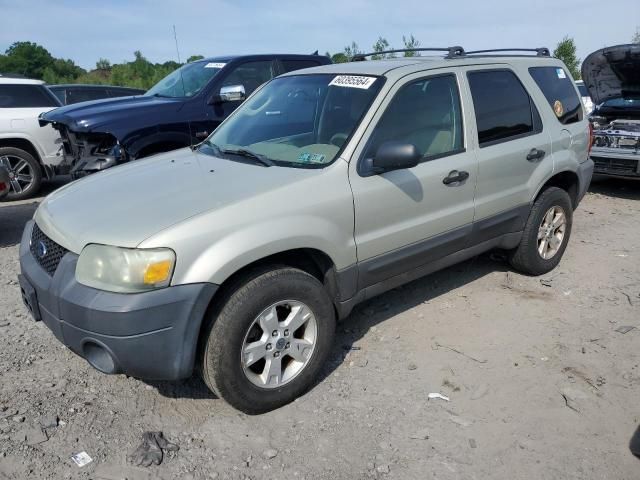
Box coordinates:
[0,76,63,200]
[575,80,594,115]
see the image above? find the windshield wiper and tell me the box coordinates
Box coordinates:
[220,148,274,167]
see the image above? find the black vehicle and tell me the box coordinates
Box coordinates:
[40,54,331,177]
[49,84,146,105]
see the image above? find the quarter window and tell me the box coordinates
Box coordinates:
[468,70,536,146]
[364,74,464,160]
[529,67,583,125]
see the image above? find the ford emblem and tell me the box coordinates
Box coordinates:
[36,241,47,259]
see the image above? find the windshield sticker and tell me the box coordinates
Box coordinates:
[205,62,226,69]
[329,75,376,89]
[556,68,567,79]
[298,152,326,163]
[553,100,564,117]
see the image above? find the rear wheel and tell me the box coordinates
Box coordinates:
[0,147,42,201]
[200,267,335,414]
[509,187,573,275]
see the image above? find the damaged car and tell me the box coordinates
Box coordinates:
[582,44,640,178]
[38,54,330,178]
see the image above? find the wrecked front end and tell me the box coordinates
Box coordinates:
[590,120,640,177]
[52,125,127,179]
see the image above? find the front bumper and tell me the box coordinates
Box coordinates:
[18,221,218,380]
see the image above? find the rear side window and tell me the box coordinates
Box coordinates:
[529,67,583,125]
[0,84,60,108]
[468,70,537,147]
[281,60,321,73]
[67,87,110,104]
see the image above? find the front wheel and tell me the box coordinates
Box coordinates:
[509,187,573,275]
[200,267,336,414]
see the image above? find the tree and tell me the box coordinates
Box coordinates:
[343,41,362,61]
[633,27,640,44]
[371,37,393,60]
[553,36,580,79]
[331,53,349,63]
[187,55,204,63]
[402,34,421,56]
[96,58,111,70]
[0,41,54,78]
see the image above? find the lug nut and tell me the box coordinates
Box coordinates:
[266,343,272,350]
[274,351,280,358]
[272,330,278,337]
[284,329,289,336]
[285,342,290,349]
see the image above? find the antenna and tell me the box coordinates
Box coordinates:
[172,24,182,63]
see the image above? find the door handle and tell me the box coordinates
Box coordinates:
[526,148,545,162]
[195,131,209,139]
[442,170,469,186]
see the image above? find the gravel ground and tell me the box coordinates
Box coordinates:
[1,177,639,480]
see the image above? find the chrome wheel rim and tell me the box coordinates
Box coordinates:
[537,206,566,260]
[0,155,34,195]
[241,300,317,389]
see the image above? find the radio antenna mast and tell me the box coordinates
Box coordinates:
[173,24,182,63]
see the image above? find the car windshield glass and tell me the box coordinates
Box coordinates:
[601,97,640,108]
[577,84,589,97]
[145,61,224,98]
[203,74,383,167]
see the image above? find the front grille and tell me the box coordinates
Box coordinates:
[592,156,640,176]
[30,223,68,276]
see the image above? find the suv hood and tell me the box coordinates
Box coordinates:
[39,94,183,133]
[34,148,318,254]
[581,44,640,105]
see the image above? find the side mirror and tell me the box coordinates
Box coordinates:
[215,84,246,103]
[363,141,421,176]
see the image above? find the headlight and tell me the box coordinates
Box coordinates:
[76,244,175,293]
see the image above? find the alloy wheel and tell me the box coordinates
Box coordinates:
[241,300,317,389]
[0,155,35,196]
[537,205,566,260]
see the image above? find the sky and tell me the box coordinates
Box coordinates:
[0,0,638,70]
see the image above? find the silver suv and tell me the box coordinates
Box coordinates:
[18,47,593,413]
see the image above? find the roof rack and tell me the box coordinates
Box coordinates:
[350,46,551,62]
[351,46,465,61]
[465,48,551,57]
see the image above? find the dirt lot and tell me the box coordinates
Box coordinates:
[0,177,639,480]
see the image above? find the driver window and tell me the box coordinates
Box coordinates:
[222,61,274,96]
[364,74,463,160]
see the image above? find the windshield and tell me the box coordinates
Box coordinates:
[601,97,640,108]
[576,84,589,97]
[203,74,383,167]
[145,60,225,98]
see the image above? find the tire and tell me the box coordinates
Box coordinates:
[200,267,336,414]
[509,187,573,276]
[0,147,42,201]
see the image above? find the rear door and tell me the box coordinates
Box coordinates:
[464,67,552,236]
[349,70,478,288]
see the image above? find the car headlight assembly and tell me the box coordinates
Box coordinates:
[76,244,176,293]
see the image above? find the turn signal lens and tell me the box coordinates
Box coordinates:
[143,260,173,285]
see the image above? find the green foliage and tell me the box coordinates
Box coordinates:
[0,41,199,90]
[553,36,581,79]
[331,53,349,64]
[342,42,362,61]
[187,55,204,63]
[633,27,640,44]
[371,37,393,60]
[402,35,420,56]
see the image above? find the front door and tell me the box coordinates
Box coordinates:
[348,71,478,288]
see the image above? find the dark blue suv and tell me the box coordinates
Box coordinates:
[40,54,331,177]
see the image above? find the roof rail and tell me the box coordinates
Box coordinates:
[465,48,551,57]
[351,46,465,61]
